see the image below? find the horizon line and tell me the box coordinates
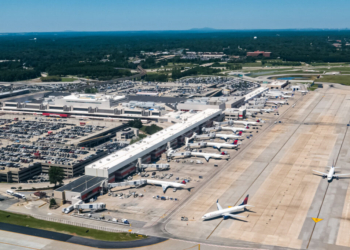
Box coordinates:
[1,27,350,34]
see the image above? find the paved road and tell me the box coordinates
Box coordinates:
[0,222,167,249]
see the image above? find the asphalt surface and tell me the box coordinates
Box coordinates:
[0,222,168,249]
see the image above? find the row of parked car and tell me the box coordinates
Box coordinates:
[0,143,104,167]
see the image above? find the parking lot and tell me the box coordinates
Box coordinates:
[0,115,131,183]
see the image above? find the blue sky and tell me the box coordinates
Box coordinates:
[1,0,349,33]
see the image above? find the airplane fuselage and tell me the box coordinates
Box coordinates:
[188,141,237,150]
[147,179,185,189]
[202,206,245,220]
[233,121,258,126]
[327,167,335,182]
[191,152,230,161]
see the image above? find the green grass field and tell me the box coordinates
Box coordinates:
[268,75,318,81]
[242,62,262,67]
[308,85,319,91]
[310,62,349,66]
[315,75,350,85]
[61,77,77,82]
[0,210,145,242]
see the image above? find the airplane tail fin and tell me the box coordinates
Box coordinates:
[233,139,238,145]
[185,137,189,147]
[239,195,249,206]
[238,131,243,136]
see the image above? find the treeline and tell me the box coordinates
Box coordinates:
[144,73,168,82]
[262,60,301,66]
[0,61,40,81]
[47,63,132,80]
[223,63,242,70]
[0,69,40,82]
[1,31,350,82]
[171,66,221,79]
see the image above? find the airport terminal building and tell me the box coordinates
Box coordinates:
[1,93,167,121]
[54,109,223,203]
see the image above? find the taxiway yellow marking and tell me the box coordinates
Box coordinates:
[312,217,323,223]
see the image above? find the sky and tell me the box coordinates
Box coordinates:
[1,0,350,33]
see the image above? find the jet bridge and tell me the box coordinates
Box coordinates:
[108,179,148,189]
[139,164,170,171]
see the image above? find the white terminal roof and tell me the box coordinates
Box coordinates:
[62,93,125,102]
[85,109,222,178]
[244,87,268,101]
[267,81,287,86]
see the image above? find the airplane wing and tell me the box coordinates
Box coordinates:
[335,174,350,176]
[216,200,223,210]
[312,170,327,175]
[222,213,246,219]
[162,184,169,193]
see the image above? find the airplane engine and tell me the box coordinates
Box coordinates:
[323,175,326,179]
[336,176,339,180]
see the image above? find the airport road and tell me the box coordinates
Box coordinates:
[159,84,350,250]
[0,229,257,250]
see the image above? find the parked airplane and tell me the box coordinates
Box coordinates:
[313,165,350,182]
[185,137,240,151]
[261,108,276,113]
[202,195,252,220]
[246,108,276,114]
[266,92,293,99]
[108,179,188,193]
[214,120,260,127]
[146,179,187,193]
[266,100,287,105]
[202,126,249,134]
[191,132,243,141]
[166,148,230,162]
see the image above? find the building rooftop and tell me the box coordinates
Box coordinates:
[85,109,221,174]
[267,81,287,86]
[61,93,125,102]
[56,175,106,193]
[244,87,269,101]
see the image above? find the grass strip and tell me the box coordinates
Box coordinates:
[0,210,146,242]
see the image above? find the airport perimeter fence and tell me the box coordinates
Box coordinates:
[32,214,128,233]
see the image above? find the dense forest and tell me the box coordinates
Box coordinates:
[0,61,40,81]
[0,30,350,81]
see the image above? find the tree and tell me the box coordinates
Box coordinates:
[128,119,143,129]
[49,166,64,187]
[50,198,57,207]
[85,87,98,94]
